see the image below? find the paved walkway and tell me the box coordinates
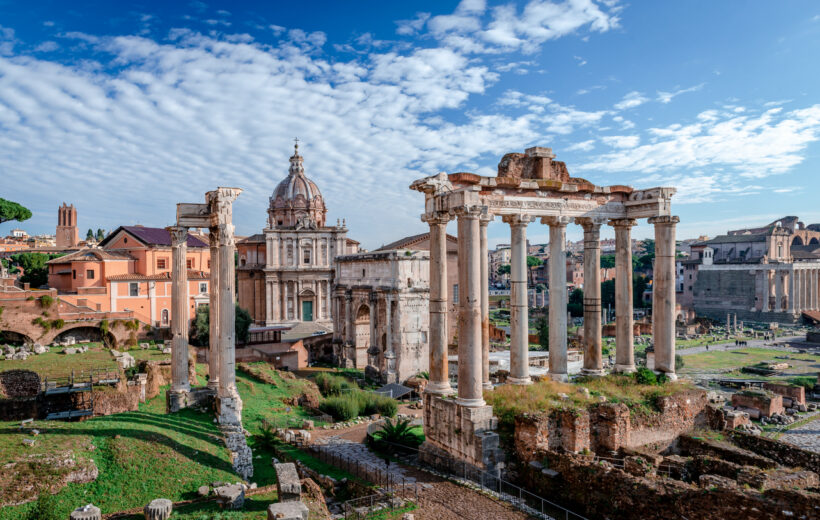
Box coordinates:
[780,417,820,454]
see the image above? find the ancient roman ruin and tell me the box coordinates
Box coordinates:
[412,146,679,469]
[332,249,430,383]
[168,187,253,478]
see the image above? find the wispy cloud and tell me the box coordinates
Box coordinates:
[656,83,704,104]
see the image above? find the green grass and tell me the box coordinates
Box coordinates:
[0,362,362,518]
[680,347,818,372]
[0,343,118,379]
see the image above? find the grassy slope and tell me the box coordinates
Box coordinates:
[0,361,358,518]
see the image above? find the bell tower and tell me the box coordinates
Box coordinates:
[56,203,79,248]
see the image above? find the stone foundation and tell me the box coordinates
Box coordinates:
[419,394,502,471]
[166,386,215,413]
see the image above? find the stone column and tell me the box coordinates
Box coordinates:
[423,213,453,395]
[455,205,484,406]
[543,216,571,382]
[480,212,494,390]
[577,218,605,376]
[208,228,220,390]
[169,226,191,396]
[504,214,534,385]
[610,219,636,373]
[649,215,679,380]
[788,269,797,313]
[209,187,243,424]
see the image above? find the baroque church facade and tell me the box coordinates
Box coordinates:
[237,144,359,326]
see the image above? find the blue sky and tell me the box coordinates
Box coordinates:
[1,0,819,249]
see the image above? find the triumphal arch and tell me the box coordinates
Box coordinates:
[411,146,678,470]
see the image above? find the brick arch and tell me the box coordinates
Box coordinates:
[0,329,36,345]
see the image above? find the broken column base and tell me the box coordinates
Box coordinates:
[166,386,215,413]
[419,394,503,473]
[217,392,253,480]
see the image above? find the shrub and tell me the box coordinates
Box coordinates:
[315,372,357,396]
[39,295,54,308]
[320,395,360,421]
[634,367,657,386]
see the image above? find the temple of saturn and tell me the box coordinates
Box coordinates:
[411,147,678,470]
[167,187,253,479]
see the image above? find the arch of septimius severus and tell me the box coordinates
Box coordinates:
[412,147,678,470]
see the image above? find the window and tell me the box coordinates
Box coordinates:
[87,270,95,280]
[157,258,167,269]
[453,284,459,303]
[186,259,194,269]
[129,282,139,296]
[303,248,311,264]
[199,282,207,293]
[72,269,76,280]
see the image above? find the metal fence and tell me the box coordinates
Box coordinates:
[317,436,586,520]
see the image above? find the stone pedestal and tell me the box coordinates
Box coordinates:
[419,394,502,471]
[70,504,101,520]
[143,498,173,520]
[267,501,309,520]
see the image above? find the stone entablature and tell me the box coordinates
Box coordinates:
[332,250,430,383]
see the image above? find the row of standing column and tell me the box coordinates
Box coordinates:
[424,208,680,405]
[168,190,241,408]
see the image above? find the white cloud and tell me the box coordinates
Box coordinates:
[613,90,647,110]
[578,105,820,191]
[566,139,595,151]
[0,30,540,248]
[425,0,620,54]
[601,135,639,148]
[656,83,704,104]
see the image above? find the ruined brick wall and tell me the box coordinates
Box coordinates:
[0,369,41,398]
[731,392,784,417]
[589,402,630,452]
[728,430,820,475]
[523,450,820,520]
[762,383,806,406]
[627,390,709,450]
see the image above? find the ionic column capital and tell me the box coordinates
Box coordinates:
[648,215,680,226]
[541,215,571,227]
[167,226,188,247]
[421,212,452,226]
[451,205,484,219]
[574,216,607,231]
[609,218,637,229]
[501,214,535,227]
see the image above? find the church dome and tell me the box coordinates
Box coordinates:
[268,142,327,228]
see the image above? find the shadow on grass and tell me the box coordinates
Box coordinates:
[0,424,234,475]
